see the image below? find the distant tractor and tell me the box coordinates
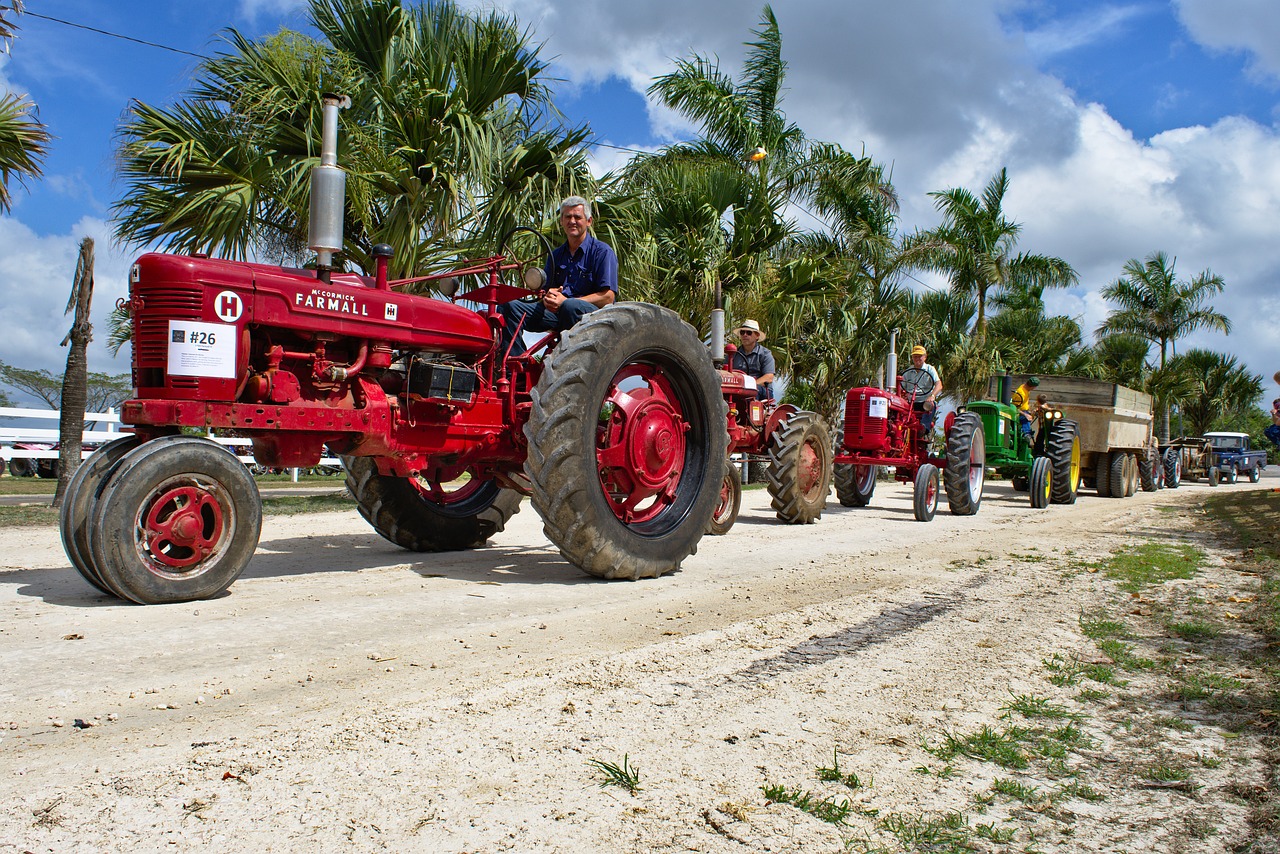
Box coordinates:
[964,374,1081,508]
[708,352,833,535]
[992,375,1155,498]
[833,351,985,522]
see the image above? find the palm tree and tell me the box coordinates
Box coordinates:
[113,0,589,279]
[908,168,1076,343]
[1097,251,1231,438]
[0,1,51,214]
[1163,349,1261,437]
[617,5,896,414]
[1089,333,1151,389]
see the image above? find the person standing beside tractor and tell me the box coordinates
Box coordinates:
[731,319,776,401]
[1266,397,1280,450]
[499,196,618,357]
[1011,376,1041,438]
[907,345,942,430]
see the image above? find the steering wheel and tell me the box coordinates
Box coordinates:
[899,367,936,401]
[498,226,555,301]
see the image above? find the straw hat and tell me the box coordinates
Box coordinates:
[734,319,766,342]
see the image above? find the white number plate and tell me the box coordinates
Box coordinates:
[168,320,237,379]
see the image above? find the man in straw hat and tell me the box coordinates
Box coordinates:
[731,319,775,401]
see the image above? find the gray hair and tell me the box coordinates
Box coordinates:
[560,196,593,219]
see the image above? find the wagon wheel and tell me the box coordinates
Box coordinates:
[87,436,262,604]
[1162,448,1182,489]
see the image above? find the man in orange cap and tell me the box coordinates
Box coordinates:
[908,344,941,430]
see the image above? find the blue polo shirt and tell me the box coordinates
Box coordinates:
[543,233,619,299]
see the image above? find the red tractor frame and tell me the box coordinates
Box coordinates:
[59,95,727,604]
[707,341,833,535]
[833,365,985,521]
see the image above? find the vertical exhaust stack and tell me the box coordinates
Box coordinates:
[710,277,725,364]
[309,94,351,282]
[886,328,898,393]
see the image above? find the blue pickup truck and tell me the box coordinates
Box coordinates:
[1205,432,1268,484]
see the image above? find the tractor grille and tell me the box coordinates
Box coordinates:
[134,283,203,389]
[843,388,890,452]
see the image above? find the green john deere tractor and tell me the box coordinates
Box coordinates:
[961,377,1082,509]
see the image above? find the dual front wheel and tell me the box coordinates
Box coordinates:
[60,435,262,604]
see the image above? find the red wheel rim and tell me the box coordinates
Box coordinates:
[411,473,488,506]
[713,470,735,524]
[798,438,825,501]
[135,478,229,572]
[596,363,689,524]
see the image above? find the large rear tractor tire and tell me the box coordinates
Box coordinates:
[1048,420,1081,504]
[1163,448,1182,489]
[525,303,727,580]
[87,436,262,604]
[944,412,985,516]
[834,463,876,507]
[913,463,940,522]
[59,435,143,596]
[766,412,832,524]
[708,461,742,536]
[344,457,522,552]
[1030,456,1052,509]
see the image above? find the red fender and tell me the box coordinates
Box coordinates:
[762,403,801,443]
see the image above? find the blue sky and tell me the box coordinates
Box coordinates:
[2,0,1278,405]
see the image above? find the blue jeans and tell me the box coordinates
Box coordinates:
[498,297,599,357]
[1265,423,1280,449]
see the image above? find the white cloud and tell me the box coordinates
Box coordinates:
[1022,4,1149,58]
[494,0,1280,394]
[236,0,308,23]
[1175,0,1280,80]
[0,217,134,381]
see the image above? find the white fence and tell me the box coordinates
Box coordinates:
[0,407,341,475]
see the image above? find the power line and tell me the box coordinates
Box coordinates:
[26,8,944,293]
[23,10,210,60]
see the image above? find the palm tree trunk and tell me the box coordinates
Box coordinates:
[52,238,94,509]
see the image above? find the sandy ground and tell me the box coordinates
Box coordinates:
[1,470,1277,852]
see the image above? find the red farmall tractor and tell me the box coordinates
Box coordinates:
[59,96,727,604]
[707,341,833,535]
[832,354,985,522]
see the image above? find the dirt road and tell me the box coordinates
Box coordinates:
[1,473,1276,851]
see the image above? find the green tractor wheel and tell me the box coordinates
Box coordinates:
[1048,419,1081,504]
[1030,456,1052,509]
